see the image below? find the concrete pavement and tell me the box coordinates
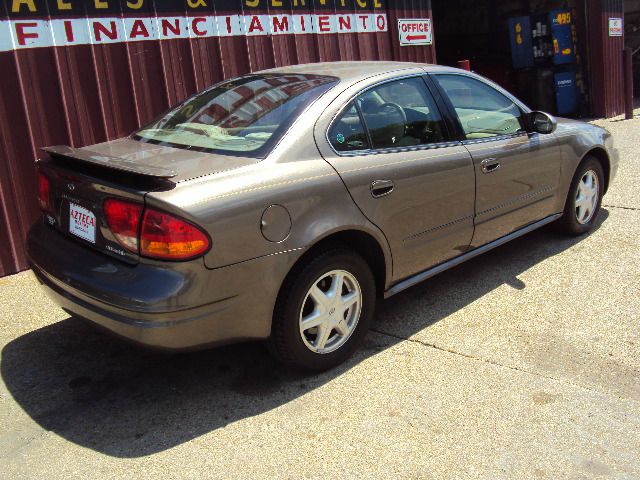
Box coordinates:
[1,112,639,479]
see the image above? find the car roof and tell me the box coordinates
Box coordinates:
[258,61,531,115]
[257,61,451,84]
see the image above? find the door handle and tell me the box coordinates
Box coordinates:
[481,158,501,174]
[371,180,395,198]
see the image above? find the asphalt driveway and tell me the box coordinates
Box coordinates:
[1,112,639,479]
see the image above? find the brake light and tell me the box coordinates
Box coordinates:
[103,198,210,260]
[140,209,210,260]
[103,199,143,253]
[37,172,50,211]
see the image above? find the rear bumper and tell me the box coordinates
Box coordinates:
[27,220,301,350]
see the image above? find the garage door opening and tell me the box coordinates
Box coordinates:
[432,0,592,117]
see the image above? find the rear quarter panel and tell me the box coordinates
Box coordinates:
[145,139,393,285]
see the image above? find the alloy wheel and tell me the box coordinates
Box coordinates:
[575,170,599,225]
[299,270,362,354]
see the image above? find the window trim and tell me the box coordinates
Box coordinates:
[428,72,533,145]
[325,74,458,157]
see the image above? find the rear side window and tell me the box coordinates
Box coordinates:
[433,75,525,140]
[329,103,370,152]
[356,77,448,149]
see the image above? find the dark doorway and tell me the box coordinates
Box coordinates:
[432,0,591,117]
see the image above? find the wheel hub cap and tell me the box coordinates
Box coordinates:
[299,270,362,355]
[575,170,599,225]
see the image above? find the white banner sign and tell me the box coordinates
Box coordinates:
[608,18,623,37]
[397,18,432,46]
[0,13,388,52]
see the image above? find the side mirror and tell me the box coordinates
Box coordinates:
[529,111,557,134]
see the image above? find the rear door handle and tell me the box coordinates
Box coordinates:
[481,158,501,174]
[371,180,395,198]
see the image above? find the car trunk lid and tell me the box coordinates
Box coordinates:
[49,138,259,184]
[42,145,178,179]
[39,139,255,264]
[37,155,161,265]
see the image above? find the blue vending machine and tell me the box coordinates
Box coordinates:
[550,9,578,115]
[554,71,578,115]
[509,9,580,115]
[550,10,576,65]
[508,16,534,69]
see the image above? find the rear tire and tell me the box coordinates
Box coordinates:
[556,157,605,236]
[268,249,376,372]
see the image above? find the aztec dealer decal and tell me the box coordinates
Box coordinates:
[69,203,96,244]
[0,13,388,52]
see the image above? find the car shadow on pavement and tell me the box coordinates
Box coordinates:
[1,211,609,458]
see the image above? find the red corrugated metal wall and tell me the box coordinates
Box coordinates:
[0,0,435,278]
[588,0,625,117]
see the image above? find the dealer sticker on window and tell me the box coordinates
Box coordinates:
[69,203,96,244]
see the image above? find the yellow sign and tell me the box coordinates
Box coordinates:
[556,12,571,25]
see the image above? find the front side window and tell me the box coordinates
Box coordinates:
[433,75,526,140]
[135,74,338,158]
[356,77,448,149]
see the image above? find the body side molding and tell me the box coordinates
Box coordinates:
[385,214,563,298]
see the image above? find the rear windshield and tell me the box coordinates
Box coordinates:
[134,74,338,158]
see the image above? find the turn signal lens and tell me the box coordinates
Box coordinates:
[103,199,143,253]
[103,199,209,261]
[140,209,210,260]
[37,172,51,212]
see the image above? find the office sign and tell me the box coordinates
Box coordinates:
[398,19,432,46]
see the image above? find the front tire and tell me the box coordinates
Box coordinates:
[557,157,605,236]
[268,249,376,372]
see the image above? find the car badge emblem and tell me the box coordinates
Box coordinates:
[67,183,76,191]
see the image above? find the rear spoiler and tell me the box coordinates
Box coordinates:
[42,145,177,179]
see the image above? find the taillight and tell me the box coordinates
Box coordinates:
[103,199,143,253]
[140,209,210,260]
[37,171,50,211]
[103,198,210,261]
